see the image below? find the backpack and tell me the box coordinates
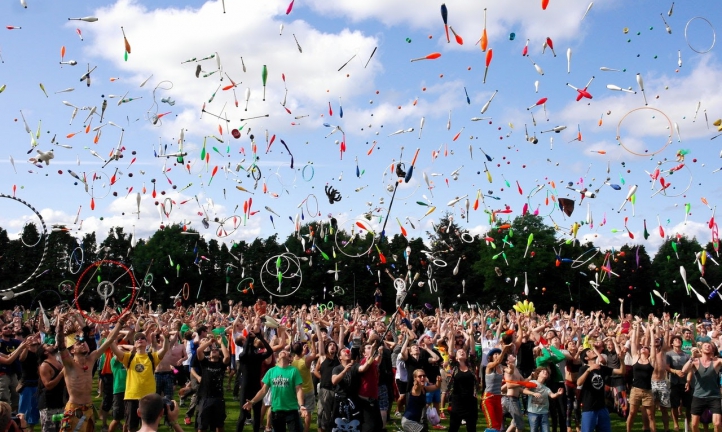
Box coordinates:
[127,352,156,372]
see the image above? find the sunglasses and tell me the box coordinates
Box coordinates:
[135,337,147,341]
[74,336,86,343]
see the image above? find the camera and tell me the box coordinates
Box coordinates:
[162,397,176,424]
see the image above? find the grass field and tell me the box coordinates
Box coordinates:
[181,387,673,432]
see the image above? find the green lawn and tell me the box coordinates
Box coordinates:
[93,380,682,431]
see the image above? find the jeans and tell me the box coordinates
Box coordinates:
[528,412,549,432]
[271,410,303,432]
[580,408,611,432]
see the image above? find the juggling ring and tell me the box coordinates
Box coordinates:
[334,219,376,258]
[428,278,438,294]
[685,17,716,54]
[143,273,154,287]
[84,170,112,200]
[331,286,345,296]
[236,277,255,293]
[318,301,334,313]
[570,247,601,269]
[182,282,190,300]
[97,281,115,300]
[616,107,672,156]
[249,165,262,182]
[259,253,303,297]
[75,259,137,324]
[527,188,557,218]
[214,215,243,238]
[0,194,49,294]
[161,198,173,218]
[459,232,474,243]
[650,161,693,198]
[304,194,319,218]
[58,280,75,295]
[302,164,314,181]
[68,247,84,274]
[394,278,406,292]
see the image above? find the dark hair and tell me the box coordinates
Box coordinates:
[530,367,548,380]
[138,393,164,424]
[671,335,682,344]
[196,325,208,335]
[291,342,304,356]
[580,348,593,363]
[184,331,194,341]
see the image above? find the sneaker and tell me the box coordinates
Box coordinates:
[394,412,401,418]
[432,425,446,430]
[245,419,253,425]
[461,420,466,425]
[439,412,446,420]
[178,399,184,407]
[184,417,191,426]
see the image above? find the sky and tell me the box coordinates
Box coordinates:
[0,0,720,260]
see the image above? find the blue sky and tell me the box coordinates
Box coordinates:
[0,0,720,256]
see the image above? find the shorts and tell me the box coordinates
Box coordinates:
[691,397,722,416]
[629,387,654,408]
[197,397,226,431]
[426,388,441,404]
[670,383,692,409]
[155,372,174,398]
[651,380,671,408]
[18,385,40,425]
[378,384,389,412]
[263,388,272,407]
[112,393,125,421]
[396,380,407,395]
[124,399,140,431]
[302,391,316,412]
[61,402,96,432]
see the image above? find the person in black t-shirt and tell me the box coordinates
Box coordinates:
[331,348,361,431]
[577,348,625,432]
[196,337,230,432]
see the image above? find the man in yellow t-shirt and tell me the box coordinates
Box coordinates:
[290,341,317,432]
[110,331,169,432]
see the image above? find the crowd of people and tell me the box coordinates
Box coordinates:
[0,297,721,432]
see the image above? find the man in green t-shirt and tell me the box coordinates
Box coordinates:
[108,346,129,432]
[242,348,307,432]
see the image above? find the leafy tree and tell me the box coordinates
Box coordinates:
[651,236,704,317]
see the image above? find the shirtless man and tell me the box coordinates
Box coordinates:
[502,353,524,432]
[56,312,127,432]
[650,321,671,432]
[154,330,186,399]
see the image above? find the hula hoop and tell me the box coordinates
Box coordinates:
[302,164,314,181]
[616,107,672,156]
[182,283,190,300]
[685,17,716,54]
[0,194,49,294]
[84,171,112,200]
[236,277,255,292]
[334,219,376,258]
[259,253,303,297]
[570,247,601,269]
[214,215,243,238]
[649,161,693,198]
[381,160,420,200]
[30,289,63,311]
[68,247,84,274]
[305,194,319,218]
[527,187,557,218]
[161,198,173,218]
[75,259,137,324]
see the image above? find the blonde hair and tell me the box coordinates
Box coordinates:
[0,401,13,432]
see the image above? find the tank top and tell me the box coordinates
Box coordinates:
[319,356,340,390]
[183,340,193,366]
[632,360,653,390]
[403,391,427,422]
[38,362,65,410]
[693,360,721,398]
[485,370,503,395]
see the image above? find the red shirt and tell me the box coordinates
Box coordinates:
[358,357,379,399]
